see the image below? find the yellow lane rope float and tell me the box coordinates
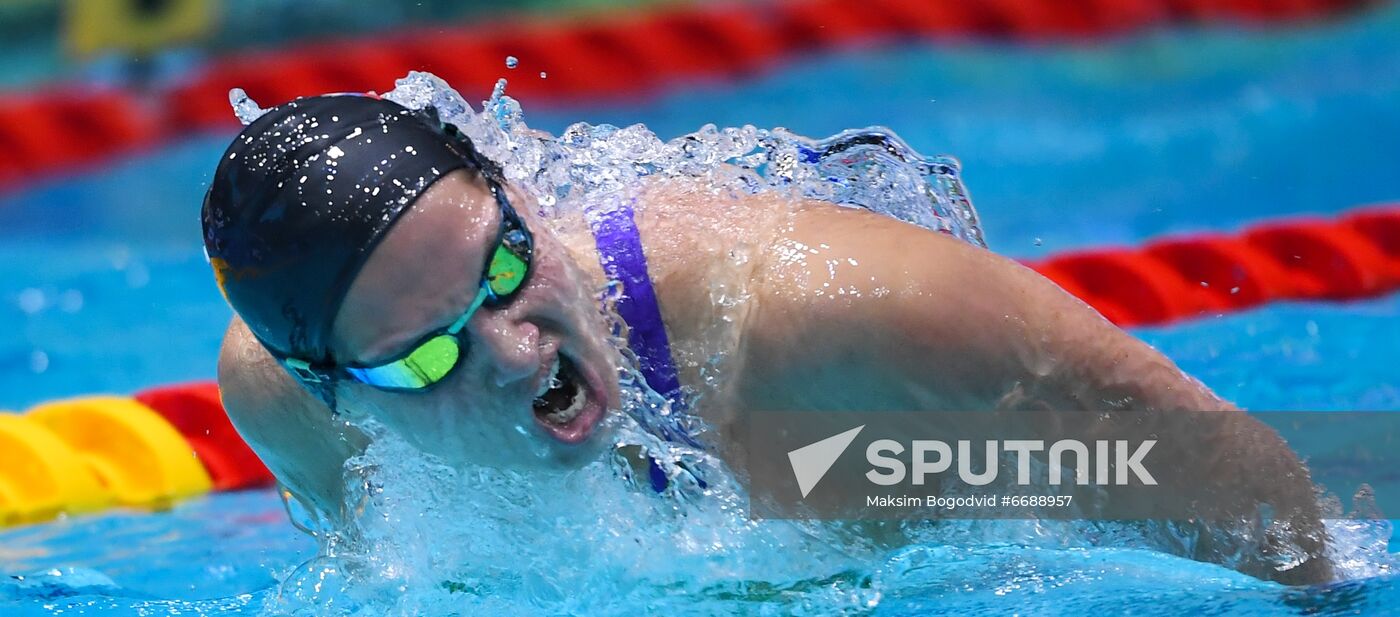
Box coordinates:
[25,397,212,511]
[0,413,110,526]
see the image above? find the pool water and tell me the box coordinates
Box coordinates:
[3,3,1399,615]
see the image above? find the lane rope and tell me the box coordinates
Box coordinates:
[0,0,1378,195]
[1025,204,1400,326]
[1,203,1394,528]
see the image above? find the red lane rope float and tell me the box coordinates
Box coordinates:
[1025,204,1400,327]
[0,0,1379,195]
[135,382,274,491]
[0,89,162,192]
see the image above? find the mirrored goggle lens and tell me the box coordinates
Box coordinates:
[346,334,460,389]
[486,242,529,297]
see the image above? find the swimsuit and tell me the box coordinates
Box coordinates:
[588,200,706,491]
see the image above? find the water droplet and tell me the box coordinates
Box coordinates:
[18,288,45,314]
[505,56,519,69]
[540,71,548,79]
[228,88,268,125]
[30,350,49,374]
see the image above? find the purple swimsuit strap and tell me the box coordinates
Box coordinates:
[588,201,700,448]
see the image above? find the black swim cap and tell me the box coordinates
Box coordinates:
[202,95,495,365]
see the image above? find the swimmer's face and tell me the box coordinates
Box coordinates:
[330,171,622,469]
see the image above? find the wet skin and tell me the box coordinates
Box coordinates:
[217,172,1331,584]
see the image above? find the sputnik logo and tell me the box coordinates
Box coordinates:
[787,425,865,498]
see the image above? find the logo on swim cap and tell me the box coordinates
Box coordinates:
[209,257,268,303]
[210,257,233,302]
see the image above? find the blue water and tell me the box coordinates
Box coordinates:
[2,3,1399,614]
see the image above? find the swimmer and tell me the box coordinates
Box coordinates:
[206,95,1331,584]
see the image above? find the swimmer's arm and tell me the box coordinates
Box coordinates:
[738,206,1329,582]
[218,317,368,523]
[738,206,1225,412]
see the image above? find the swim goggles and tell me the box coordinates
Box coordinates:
[282,182,534,395]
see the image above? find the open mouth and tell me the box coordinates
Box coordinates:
[531,353,605,444]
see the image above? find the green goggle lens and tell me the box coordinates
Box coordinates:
[487,242,529,297]
[345,333,461,389]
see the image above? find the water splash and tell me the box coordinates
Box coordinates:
[250,70,988,615]
[258,72,1395,615]
[267,412,875,615]
[229,88,268,125]
[381,71,984,247]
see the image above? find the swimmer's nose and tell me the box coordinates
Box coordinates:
[469,310,541,387]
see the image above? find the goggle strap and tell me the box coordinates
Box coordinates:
[284,357,330,383]
[281,357,339,412]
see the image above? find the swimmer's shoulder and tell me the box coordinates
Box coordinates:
[218,318,368,518]
[730,200,1053,410]
[633,178,794,246]
[218,318,304,422]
